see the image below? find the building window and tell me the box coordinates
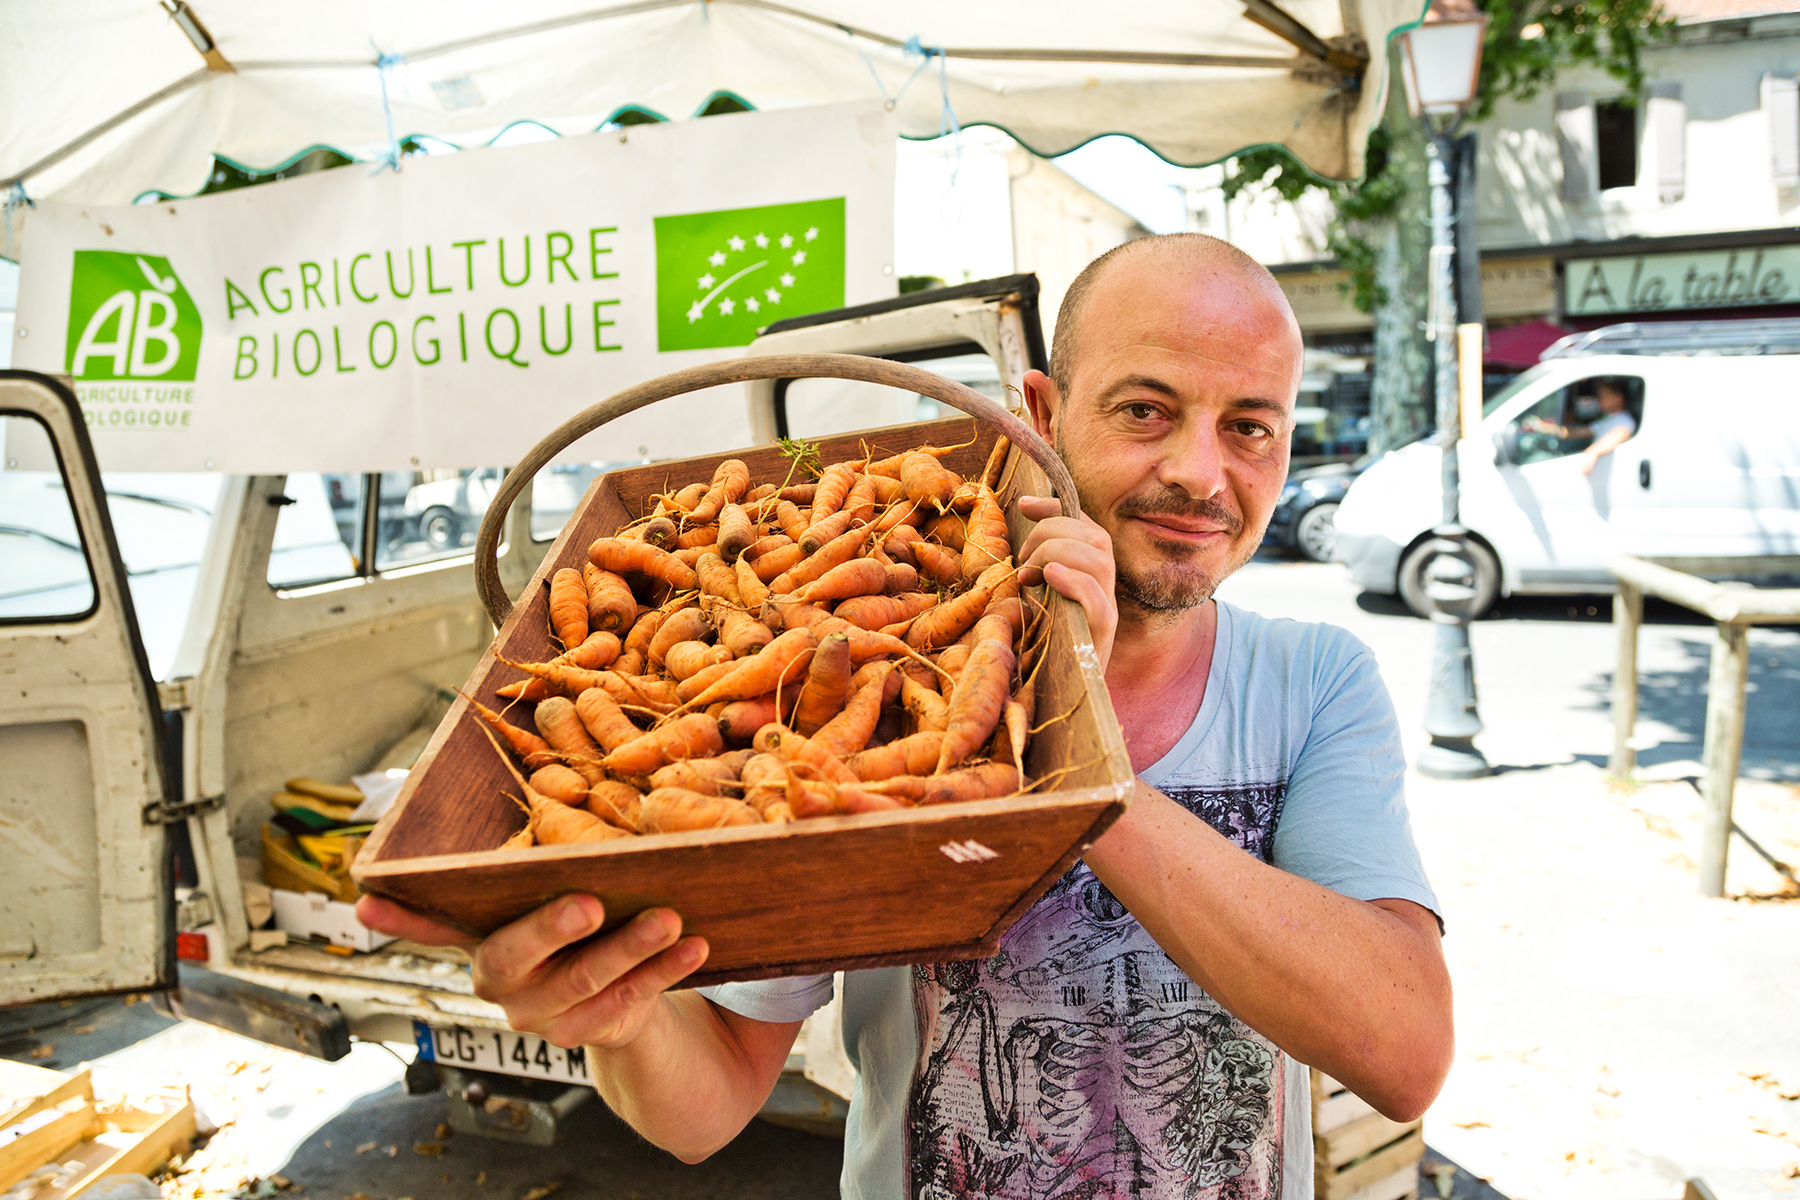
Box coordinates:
[1595,100,1638,191]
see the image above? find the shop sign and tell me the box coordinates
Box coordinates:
[1275,256,1556,331]
[12,103,896,473]
[1563,245,1797,317]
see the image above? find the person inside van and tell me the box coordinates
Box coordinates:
[1524,378,1637,475]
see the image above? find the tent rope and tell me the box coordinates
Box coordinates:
[2,182,31,260]
[372,43,406,172]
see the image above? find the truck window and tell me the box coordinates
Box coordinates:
[99,471,220,679]
[0,411,97,622]
[376,467,505,570]
[1507,375,1644,466]
[268,472,364,587]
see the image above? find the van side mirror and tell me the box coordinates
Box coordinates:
[1492,427,1518,466]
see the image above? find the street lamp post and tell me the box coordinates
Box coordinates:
[1399,3,1491,781]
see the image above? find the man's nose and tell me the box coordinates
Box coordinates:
[1155,419,1229,500]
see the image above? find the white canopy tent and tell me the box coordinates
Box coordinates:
[1,0,1424,257]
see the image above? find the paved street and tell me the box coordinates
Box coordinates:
[4,556,1795,1200]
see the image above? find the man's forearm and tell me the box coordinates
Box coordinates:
[589,992,798,1162]
[1083,781,1453,1120]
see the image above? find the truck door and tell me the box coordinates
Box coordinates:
[742,273,1048,441]
[0,371,175,1001]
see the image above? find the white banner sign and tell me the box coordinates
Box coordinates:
[1563,245,1796,317]
[14,103,896,473]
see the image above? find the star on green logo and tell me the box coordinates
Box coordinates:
[654,198,846,351]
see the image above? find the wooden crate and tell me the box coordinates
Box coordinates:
[354,417,1134,985]
[1312,1069,1422,1200]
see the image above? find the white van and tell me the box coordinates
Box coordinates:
[0,274,1046,1141]
[1333,321,1800,617]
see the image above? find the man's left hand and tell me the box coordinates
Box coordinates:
[1015,494,1117,673]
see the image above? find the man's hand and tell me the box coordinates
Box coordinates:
[1015,494,1117,673]
[356,894,708,1049]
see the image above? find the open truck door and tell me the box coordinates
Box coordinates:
[0,371,176,1002]
[744,273,1048,443]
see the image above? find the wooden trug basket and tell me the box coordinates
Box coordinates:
[354,356,1134,986]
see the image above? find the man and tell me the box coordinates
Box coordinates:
[360,233,1452,1198]
[1523,377,1637,475]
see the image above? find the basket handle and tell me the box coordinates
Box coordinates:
[475,352,1079,628]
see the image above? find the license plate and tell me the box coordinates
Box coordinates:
[413,1021,591,1083]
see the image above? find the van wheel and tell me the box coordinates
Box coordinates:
[1398,537,1499,620]
[1295,503,1340,563]
[421,506,461,549]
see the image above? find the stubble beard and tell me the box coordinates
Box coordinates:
[1056,425,1263,616]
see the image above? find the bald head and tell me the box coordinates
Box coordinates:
[1049,233,1301,397]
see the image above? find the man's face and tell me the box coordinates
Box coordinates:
[1597,385,1626,413]
[1032,255,1301,613]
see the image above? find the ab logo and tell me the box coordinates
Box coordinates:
[65,251,202,382]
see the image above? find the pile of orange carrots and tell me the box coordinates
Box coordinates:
[469,433,1052,847]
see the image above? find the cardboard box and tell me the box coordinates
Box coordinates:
[270,888,396,952]
[354,416,1133,985]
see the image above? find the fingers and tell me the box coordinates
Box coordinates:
[502,907,683,1030]
[538,936,711,1050]
[472,893,606,997]
[354,895,478,948]
[1015,494,1063,521]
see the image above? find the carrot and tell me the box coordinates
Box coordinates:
[681,626,818,709]
[774,525,868,593]
[936,628,1017,772]
[961,484,1011,578]
[775,500,811,544]
[716,695,781,742]
[603,712,725,775]
[778,482,817,503]
[675,659,741,703]
[753,542,807,583]
[638,788,761,832]
[586,780,644,830]
[901,452,961,514]
[936,642,974,679]
[905,582,993,649]
[925,512,966,552]
[592,670,681,714]
[533,695,606,786]
[810,462,858,522]
[842,473,882,524]
[883,562,920,595]
[694,552,742,605]
[688,458,751,526]
[849,658,906,705]
[640,515,679,549]
[529,764,590,804]
[739,753,794,822]
[814,662,894,757]
[979,435,1011,491]
[498,655,613,699]
[866,762,1019,805]
[902,673,949,733]
[734,557,771,611]
[544,568,588,652]
[770,598,832,632]
[579,566,636,633]
[467,697,558,770]
[751,723,858,784]
[838,786,911,814]
[792,558,887,604]
[746,482,778,504]
[800,509,863,557]
[588,538,699,592]
[742,533,792,562]
[671,481,709,512]
[845,731,945,780]
[516,782,631,845]
[976,559,1020,608]
[910,541,962,588]
[1002,696,1029,777]
[649,748,756,797]
[873,497,926,535]
[666,640,734,681]
[833,591,938,631]
[493,629,621,700]
[574,687,644,753]
[649,607,713,667]
[792,631,853,736]
[718,503,757,562]
[981,596,1025,642]
[675,525,719,550]
[882,525,923,565]
[867,441,965,478]
[715,606,775,657]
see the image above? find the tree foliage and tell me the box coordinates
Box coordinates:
[1218,0,1678,310]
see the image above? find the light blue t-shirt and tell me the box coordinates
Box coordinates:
[702,600,1439,1200]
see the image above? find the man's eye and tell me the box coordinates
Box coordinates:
[1124,403,1159,421]
[1233,421,1272,438]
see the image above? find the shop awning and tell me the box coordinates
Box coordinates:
[1,0,1425,256]
[1485,318,1573,368]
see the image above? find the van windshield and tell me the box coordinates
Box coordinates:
[1481,363,1558,419]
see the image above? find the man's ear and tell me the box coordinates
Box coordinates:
[1021,369,1059,443]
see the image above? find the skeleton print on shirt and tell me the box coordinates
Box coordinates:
[906,782,1289,1200]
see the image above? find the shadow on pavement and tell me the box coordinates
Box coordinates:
[0,995,178,1070]
[275,1082,842,1200]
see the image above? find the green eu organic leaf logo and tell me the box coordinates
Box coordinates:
[64,251,203,382]
[654,198,846,352]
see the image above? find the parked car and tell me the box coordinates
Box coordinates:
[1333,319,1800,618]
[402,466,505,550]
[1264,460,1365,562]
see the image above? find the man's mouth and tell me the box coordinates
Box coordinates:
[1127,514,1236,544]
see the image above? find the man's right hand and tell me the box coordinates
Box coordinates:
[356,894,709,1050]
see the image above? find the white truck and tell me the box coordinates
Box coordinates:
[0,274,1047,1141]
